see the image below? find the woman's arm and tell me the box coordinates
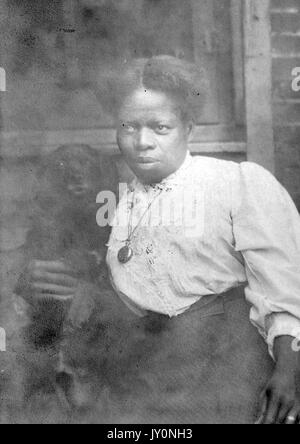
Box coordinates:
[231,162,300,424]
[259,336,300,424]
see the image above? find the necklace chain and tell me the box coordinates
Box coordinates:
[124,188,164,245]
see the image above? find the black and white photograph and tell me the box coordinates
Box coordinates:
[0,0,300,425]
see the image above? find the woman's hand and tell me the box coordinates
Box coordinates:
[258,336,300,424]
[23,260,79,305]
[259,367,300,424]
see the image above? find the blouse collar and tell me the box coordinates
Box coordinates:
[130,151,193,193]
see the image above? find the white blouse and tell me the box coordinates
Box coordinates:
[106,152,300,356]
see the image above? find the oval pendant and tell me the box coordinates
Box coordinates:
[118,245,134,264]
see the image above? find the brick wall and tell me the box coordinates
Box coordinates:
[271,0,300,208]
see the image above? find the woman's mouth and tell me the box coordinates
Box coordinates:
[136,157,158,164]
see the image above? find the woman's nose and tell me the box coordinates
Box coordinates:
[135,128,156,151]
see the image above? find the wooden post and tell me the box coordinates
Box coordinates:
[0,67,4,158]
[243,0,275,172]
[0,5,5,158]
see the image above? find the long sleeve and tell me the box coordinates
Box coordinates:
[232,162,300,358]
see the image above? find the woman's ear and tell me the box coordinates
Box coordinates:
[187,121,195,141]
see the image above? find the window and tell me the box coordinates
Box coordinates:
[1,0,274,170]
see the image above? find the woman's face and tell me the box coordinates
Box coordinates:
[116,88,193,184]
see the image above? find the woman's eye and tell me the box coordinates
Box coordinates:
[156,125,170,134]
[122,123,136,133]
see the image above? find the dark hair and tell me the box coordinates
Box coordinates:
[94,56,206,122]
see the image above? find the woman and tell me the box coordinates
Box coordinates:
[25,56,300,424]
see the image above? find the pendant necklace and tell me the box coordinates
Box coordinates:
[118,187,164,264]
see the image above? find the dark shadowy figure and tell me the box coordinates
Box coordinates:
[14,144,119,416]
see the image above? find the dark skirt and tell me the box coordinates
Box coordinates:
[89,285,274,424]
[7,285,274,424]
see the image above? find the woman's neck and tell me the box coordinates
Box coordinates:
[136,151,191,186]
